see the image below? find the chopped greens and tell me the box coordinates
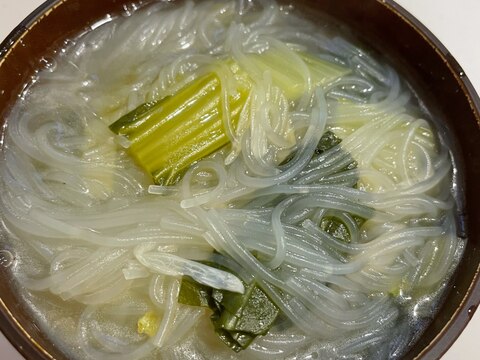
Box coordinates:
[313,131,365,242]
[320,216,352,243]
[315,130,358,172]
[178,274,279,352]
[178,276,212,308]
[315,130,342,154]
[211,282,279,335]
[109,51,349,186]
[110,72,248,185]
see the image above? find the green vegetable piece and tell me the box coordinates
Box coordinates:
[215,284,279,335]
[281,130,344,166]
[109,50,349,186]
[212,327,256,353]
[177,270,279,352]
[321,216,351,243]
[109,72,248,185]
[314,130,357,173]
[211,288,224,310]
[315,130,342,154]
[178,276,211,308]
[231,331,256,349]
[232,331,256,348]
[210,282,279,351]
[320,215,365,244]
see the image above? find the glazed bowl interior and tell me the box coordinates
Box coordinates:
[1,1,480,359]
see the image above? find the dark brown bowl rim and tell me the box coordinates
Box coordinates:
[1,1,480,359]
[1,1,63,357]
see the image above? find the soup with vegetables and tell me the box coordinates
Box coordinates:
[0,0,464,359]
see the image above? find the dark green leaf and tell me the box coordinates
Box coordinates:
[178,269,279,352]
[321,216,351,243]
[315,130,342,155]
[178,276,212,308]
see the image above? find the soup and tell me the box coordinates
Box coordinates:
[0,0,464,359]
